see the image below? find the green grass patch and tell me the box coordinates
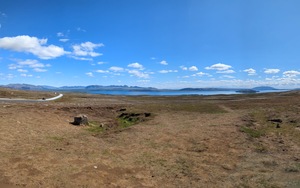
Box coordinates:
[118,116,139,128]
[85,121,104,133]
[48,136,64,141]
[240,126,265,138]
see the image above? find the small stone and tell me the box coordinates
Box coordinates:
[94,166,97,169]
[276,124,281,128]
[144,113,151,117]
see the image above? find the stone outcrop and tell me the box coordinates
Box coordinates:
[72,114,88,125]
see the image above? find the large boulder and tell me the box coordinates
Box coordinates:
[73,114,88,125]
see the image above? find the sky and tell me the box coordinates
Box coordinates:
[0,0,300,89]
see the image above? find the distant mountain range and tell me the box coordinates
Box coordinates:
[0,84,283,92]
[252,86,278,90]
[0,84,158,91]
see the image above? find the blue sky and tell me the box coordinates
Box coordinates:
[0,0,300,89]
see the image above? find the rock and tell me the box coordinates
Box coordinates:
[117,108,127,112]
[268,119,283,123]
[276,124,281,128]
[144,113,151,117]
[73,114,88,125]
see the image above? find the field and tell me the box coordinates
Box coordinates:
[0,89,300,187]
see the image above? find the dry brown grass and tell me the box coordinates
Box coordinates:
[0,89,299,187]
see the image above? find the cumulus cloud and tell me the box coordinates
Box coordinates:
[128,70,149,78]
[189,66,198,71]
[205,63,232,71]
[283,70,300,77]
[128,62,144,70]
[180,66,188,71]
[160,60,168,65]
[109,66,124,72]
[158,70,178,74]
[0,35,66,59]
[243,68,256,75]
[180,65,198,71]
[264,69,280,74]
[72,42,104,58]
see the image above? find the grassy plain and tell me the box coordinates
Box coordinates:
[0,89,299,187]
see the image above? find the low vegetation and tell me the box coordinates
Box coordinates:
[0,88,299,187]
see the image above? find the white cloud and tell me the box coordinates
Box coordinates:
[243,68,256,75]
[96,70,109,73]
[33,68,47,72]
[0,35,66,59]
[160,60,168,65]
[109,66,124,72]
[205,63,232,71]
[72,41,104,58]
[221,75,235,79]
[98,61,106,65]
[158,70,178,74]
[189,66,198,71]
[283,70,300,77]
[20,73,33,77]
[70,56,93,61]
[128,70,149,78]
[59,39,69,42]
[17,69,28,73]
[192,72,210,77]
[180,66,188,71]
[86,72,94,77]
[57,32,64,37]
[217,70,235,74]
[128,62,144,69]
[264,69,280,74]
[9,59,50,72]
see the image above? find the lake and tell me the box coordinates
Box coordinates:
[86,89,289,96]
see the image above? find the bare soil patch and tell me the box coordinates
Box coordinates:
[0,89,299,187]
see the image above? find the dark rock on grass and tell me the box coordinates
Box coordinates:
[268,119,283,123]
[276,124,281,128]
[117,108,127,112]
[144,113,151,117]
[72,114,88,126]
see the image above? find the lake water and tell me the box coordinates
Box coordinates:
[87,89,289,96]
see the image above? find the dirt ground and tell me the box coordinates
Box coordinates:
[0,90,299,187]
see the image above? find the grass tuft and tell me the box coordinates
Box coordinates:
[240,126,265,138]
